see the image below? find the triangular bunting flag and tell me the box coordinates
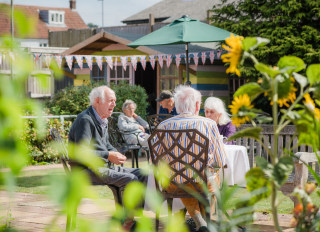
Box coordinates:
[84,55,93,70]
[130,56,138,71]
[140,56,147,70]
[166,54,172,68]
[74,55,83,69]
[217,50,222,59]
[65,56,73,70]
[158,55,164,68]
[45,55,52,68]
[33,53,42,63]
[149,55,156,70]
[201,52,207,65]
[121,56,128,71]
[175,54,182,68]
[105,56,113,70]
[95,56,103,71]
[54,55,63,68]
[193,53,199,66]
[114,56,118,69]
[209,51,215,64]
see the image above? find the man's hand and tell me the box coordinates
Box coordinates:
[108,151,127,165]
[138,125,145,132]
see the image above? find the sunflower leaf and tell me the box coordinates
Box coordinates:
[292,72,308,89]
[278,56,305,74]
[234,83,264,101]
[228,127,262,141]
[254,63,281,78]
[306,64,320,85]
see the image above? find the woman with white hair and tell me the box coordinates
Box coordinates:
[204,97,236,144]
[118,99,150,146]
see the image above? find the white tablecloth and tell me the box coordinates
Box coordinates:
[144,144,250,212]
[224,145,250,187]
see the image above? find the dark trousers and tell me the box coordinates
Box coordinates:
[98,166,147,188]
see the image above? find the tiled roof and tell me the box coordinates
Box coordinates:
[122,0,219,24]
[0,3,88,39]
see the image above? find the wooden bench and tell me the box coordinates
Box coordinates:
[235,124,319,205]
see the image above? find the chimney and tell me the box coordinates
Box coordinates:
[70,0,76,10]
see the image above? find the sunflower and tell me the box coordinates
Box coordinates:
[221,34,244,77]
[229,94,254,127]
[270,77,297,107]
[304,93,320,120]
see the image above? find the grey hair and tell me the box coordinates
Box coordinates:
[122,99,137,112]
[88,86,113,105]
[204,97,231,125]
[174,85,202,114]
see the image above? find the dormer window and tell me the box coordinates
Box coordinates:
[49,10,65,25]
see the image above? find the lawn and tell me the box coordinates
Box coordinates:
[1,160,319,215]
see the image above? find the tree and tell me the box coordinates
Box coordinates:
[211,0,320,79]
[87,22,98,28]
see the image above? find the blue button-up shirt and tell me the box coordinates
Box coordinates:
[92,107,108,128]
[159,106,178,116]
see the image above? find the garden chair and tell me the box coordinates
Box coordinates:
[108,114,149,168]
[146,114,173,133]
[50,128,123,231]
[148,128,222,231]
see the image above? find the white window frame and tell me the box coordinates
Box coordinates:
[48,10,65,25]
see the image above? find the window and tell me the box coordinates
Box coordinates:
[90,62,134,85]
[49,11,64,24]
[159,64,179,91]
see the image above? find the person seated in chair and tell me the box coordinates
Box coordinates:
[69,86,147,231]
[156,90,178,116]
[153,85,227,232]
[204,97,236,145]
[118,99,150,147]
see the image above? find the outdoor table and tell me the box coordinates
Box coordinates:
[144,144,250,213]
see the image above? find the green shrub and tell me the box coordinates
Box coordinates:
[46,82,149,118]
[22,118,72,164]
[111,82,149,119]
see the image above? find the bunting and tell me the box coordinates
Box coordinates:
[158,55,164,68]
[192,53,199,66]
[95,56,103,71]
[131,56,138,71]
[140,56,147,70]
[74,55,83,69]
[149,55,156,70]
[33,53,42,63]
[84,55,93,70]
[120,56,128,71]
[175,54,182,68]
[45,55,52,68]
[209,51,215,64]
[54,55,63,68]
[216,50,222,59]
[105,56,113,70]
[65,56,73,70]
[114,56,117,69]
[166,54,172,68]
[201,52,207,65]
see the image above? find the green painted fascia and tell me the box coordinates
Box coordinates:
[190,77,228,84]
[76,74,90,80]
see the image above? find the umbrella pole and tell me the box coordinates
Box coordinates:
[185,42,191,86]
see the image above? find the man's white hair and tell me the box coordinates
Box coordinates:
[204,97,231,125]
[174,85,202,114]
[88,86,114,105]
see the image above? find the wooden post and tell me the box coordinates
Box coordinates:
[149,14,155,33]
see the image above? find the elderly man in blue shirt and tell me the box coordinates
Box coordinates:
[156,90,178,116]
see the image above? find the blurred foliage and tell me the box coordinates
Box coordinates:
[22,117,72,164]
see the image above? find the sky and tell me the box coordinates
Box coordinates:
[0,0,162,26]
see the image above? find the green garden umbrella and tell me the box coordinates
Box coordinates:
[128,15,233,84]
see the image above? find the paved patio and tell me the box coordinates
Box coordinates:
[0,164,294,232]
